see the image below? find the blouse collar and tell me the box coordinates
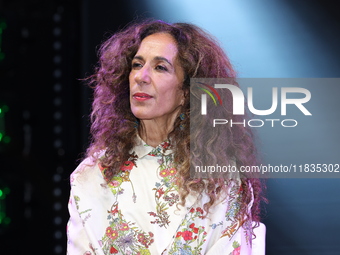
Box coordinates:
[133,135,172,159]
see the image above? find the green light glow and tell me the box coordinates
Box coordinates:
[0,18,6,62]
[2,105,8,112]
[3,136,10,144]
[0,185,10,226]
[0,104,9,145]
[3,187,10,194]
[0,187,10,200]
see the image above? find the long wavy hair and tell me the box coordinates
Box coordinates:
[86,19,266,228]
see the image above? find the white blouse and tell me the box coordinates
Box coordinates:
[67,137,253,255]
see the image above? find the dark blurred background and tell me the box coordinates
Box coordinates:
[0,0,339,254]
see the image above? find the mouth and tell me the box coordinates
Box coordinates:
[132,92,153,101]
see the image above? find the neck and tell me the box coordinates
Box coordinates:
[139,116,177,147]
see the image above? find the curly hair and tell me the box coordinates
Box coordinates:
[86,19,266,228]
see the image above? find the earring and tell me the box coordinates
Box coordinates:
[179,113,186,130]
[179,113,185,120]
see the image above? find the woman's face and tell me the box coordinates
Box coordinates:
[129,33,185,122]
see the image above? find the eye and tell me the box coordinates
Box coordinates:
[132,62,143,69]
[155,65,168,71]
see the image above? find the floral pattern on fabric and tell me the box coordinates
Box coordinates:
[99,141,180,253]
[221,184,252,246]
[168,207,208,255]
[220,185,242,239]
[101,203,154,255]
[146,141,171,157]
[67,137,255,254]
[73,195,92,223]
[99,160,137,203]
[229,241,241,255]
[147,143,180,228]
[99,159,156,254]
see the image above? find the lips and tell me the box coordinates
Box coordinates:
[133,92,153,101]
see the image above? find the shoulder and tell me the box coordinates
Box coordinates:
[70,152,105,187]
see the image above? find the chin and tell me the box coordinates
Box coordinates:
[132,111,153,120]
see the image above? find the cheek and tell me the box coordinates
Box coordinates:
[164,88,184,107]
[172,84,185,105]
[128,72,134,88]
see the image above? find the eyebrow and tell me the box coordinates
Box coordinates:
[133,55,173,67]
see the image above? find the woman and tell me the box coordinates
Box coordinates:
[67,19,265,255]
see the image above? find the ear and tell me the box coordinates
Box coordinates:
[180,86,189,106]
[180,91,185,105]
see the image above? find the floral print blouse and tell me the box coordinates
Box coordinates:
[67,137,253,255]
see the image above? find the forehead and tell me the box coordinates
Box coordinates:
[136,33,178,59]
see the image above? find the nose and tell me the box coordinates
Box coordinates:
[134,65,151,85]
